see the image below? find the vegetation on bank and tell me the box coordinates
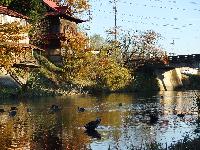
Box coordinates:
[125,67,160,93]
[182,74,200,90]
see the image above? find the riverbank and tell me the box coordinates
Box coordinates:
[0,53,88,99]
[1,52,200,99]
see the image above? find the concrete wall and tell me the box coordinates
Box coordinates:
[0,67,27,88]
[156,68,183,91]
[0,75,21,88]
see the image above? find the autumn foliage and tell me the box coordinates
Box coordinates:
[61,28,131,91]
[0,21,30,68]
[55,0,90,14]
[121,30,167,70]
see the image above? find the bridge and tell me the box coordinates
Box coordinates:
[152,53,200,91]
[168,54,200,69]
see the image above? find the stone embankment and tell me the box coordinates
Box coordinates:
[0,67,27,88]
[156,68,199,91]
[156,68,183,91]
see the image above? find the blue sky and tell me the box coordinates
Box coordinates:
[81,0,200,55]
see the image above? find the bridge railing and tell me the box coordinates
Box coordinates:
[169,54,200,62]
[168,54,200,68]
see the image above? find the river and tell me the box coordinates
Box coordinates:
[0,90,200,149]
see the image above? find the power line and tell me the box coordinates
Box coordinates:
[114,0,117,40]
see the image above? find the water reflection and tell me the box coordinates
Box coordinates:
[0,91,199,149]
[85,130,101,140]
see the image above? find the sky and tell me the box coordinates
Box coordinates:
[81,0,200,55]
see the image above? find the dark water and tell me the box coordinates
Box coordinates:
[0,91,200,149]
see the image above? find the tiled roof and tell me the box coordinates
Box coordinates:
[43,0,69,13]
[0,5,29,19]
[43,0,59,11]
[43,0,85,23]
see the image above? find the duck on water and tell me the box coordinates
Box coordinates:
[49,105,61,113]
[9,107,17,117]
[84,118,101,131]
[78,107,85,112]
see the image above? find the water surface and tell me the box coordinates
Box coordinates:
[0,91,200,149]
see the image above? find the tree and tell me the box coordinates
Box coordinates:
[61,27,91,80]
[0,21,30,69]
[8,0,46,23]
[89,34,105,51]
[54,0,90,14]
[121,30,166,70]
[94,56,131,91]
[0,0,13,6]
[61,28,131,91]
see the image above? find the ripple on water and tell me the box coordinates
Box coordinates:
[0,91,200,149]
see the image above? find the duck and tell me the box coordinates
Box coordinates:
[177,113,185,118]
[78,107,85,112]
[85,129,101,139]
[27,108,32,113]
[84,118,101,131]
[10,107,17,110]
[9,110,17,117]
[0,108,5,113]
[197,96,200,101]
[149,113,159,124]
[50,105,61,112]
[9,107,17,117]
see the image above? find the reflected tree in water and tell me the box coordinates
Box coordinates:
[0,103,33,149]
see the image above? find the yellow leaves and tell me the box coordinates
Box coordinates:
[96,58,131,91]
[63,0,90,14]
[0,21,30,68]
[0,21,30,43]
[98,57,109,67]
[61,20,131,91]
[64,30,89,55]
[0,22,30,42]
[76,0,90,10]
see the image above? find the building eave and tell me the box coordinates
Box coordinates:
[0,5,29,20]
[45,12,86,23]
[42,0,86,23]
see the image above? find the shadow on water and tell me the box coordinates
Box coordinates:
[0,91,200,149]
[85,130,101,140]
